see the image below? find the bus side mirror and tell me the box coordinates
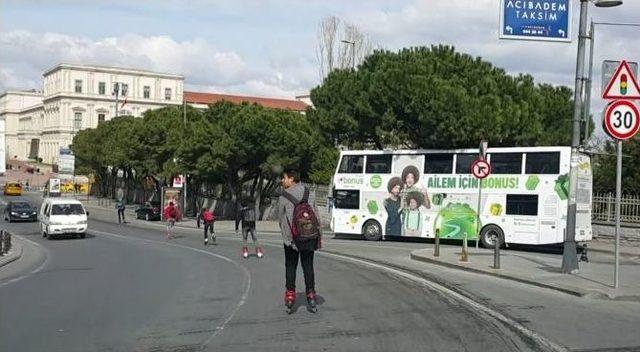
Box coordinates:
[86,211,90,217]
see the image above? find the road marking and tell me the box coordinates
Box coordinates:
[318,251,568,352]
[0,235,50,288]
[88,228,251,347]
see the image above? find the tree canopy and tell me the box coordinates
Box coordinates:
[309,45,575,150]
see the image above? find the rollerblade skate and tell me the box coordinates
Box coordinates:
[285,289,296,314]
[204,237,208,246]
[306,290,318,313]
[256,247,264,259]
[242,246,249,259]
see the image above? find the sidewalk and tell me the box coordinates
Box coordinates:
[81,198,282,234]
[0,236,23,269]
[411,243,640,300]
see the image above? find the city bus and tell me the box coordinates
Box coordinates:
[329,146,592,247]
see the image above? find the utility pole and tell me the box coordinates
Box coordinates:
[562,0,590,274]
[183,97,187,217]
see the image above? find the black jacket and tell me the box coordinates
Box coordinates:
[235,206,256,231]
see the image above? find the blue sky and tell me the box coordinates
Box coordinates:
[2,0,640,120]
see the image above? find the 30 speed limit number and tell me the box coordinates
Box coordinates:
[604,100,640,140]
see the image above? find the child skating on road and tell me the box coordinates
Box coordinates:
[236,201,263,258]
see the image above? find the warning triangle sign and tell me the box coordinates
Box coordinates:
[603,60,640,100]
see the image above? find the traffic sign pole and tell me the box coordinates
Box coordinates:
[615,140,622,288]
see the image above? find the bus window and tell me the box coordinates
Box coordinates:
[424,154,453,174]
[455,154,476,174]
[489,153,522,174]
[525,152,560,174]
[338,155,364,174]
[506,194,538,216]
[333,190,360,209]
[366,154,392,174]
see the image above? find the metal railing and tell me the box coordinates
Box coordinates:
[593,192,640,225]
[0,230,12,256]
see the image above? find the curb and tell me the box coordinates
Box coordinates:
[0,238,23,269]
[408,251,640,301]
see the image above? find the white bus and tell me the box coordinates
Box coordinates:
[329,146,592,247]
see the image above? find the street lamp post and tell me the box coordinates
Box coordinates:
[182,97,187,216]
[562,0,623,274]
[113,83,120,118]
[341,40,356,69]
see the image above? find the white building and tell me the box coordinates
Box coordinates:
[1,63,310,167]
[0,63,184,164]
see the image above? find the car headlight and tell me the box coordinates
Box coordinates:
[10,212,17,215]
[50,222,62,225]
[77,220,87,225]
[32,211,37,215]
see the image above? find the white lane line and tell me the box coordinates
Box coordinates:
[318,251,568,352]
[0,235,50,288]
[88,228,251,347]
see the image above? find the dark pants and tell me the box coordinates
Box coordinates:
[204,222,214,239]
[284,244,315,292]
[117,209,125,224]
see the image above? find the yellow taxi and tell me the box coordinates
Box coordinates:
[3,182,23,196]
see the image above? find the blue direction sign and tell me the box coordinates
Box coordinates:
[500,0,571,42]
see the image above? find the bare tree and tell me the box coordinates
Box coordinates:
[316,15,376,80]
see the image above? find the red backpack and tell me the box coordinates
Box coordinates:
[283,187,321,242]
[203,210,214,222]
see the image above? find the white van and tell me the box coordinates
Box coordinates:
[40,198,89,239]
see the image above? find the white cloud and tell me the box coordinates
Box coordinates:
[0,30,308,98]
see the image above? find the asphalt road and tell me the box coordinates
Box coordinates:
[0,193,541,352]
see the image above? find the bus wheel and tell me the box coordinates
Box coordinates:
[362,220,382,241]
[480,225,504,249]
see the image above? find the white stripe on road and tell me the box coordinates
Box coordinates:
[87,228,251,348]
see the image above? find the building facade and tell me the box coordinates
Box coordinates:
[0,63,184,164]
[1,63,309,166]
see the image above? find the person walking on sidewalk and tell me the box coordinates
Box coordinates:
[163,201,178,239]
[201,207,216,246]
[236,201,262,258]
[278,169,322,313]
[116,199,127,224]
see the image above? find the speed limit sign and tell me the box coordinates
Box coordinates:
[604,100,640,140]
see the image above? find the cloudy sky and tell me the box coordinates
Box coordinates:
[1,0,639,119]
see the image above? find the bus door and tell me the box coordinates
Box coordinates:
[539,194,560,244]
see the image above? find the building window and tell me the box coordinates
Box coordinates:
[98,114,105,124]
[98,82,106,95]
[122,84,128,96]
[144,86,150,99]
[164,88,172,100]
[75,80,82,93]
[73,112,82,130]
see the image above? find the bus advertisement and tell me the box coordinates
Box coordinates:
[330,147,592,247]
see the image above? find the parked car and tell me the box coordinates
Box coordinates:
[4,201,38,222]
[136,202,161,221]
[40,198,89,239]
[4,182,22,196]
